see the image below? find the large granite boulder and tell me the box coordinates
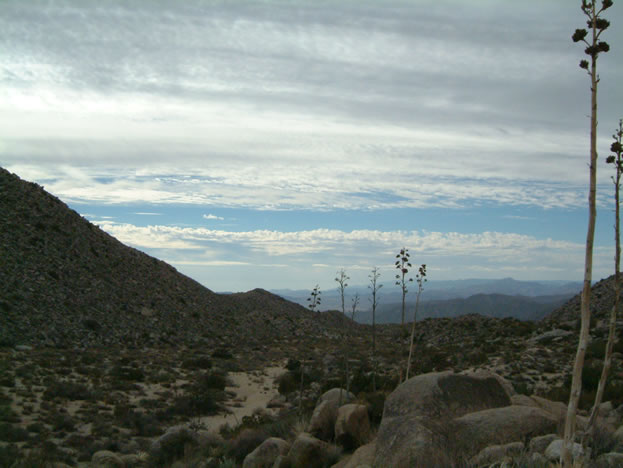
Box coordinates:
[334,441,376,468]
[319,388,355,406]
[544,438,584,462]
[374,371,512,467]
[453,405,558,454]
[308,399,339,441]
[286,433,334,468]
[242,437,289,468]
[334,404,370,449]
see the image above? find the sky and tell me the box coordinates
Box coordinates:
[2,0,623,293]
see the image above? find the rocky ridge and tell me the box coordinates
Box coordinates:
[0,167,357,349]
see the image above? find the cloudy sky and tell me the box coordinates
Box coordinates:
[2,0,623,292]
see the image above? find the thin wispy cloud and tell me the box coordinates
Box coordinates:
[89,219,614,290]
[203,214,224,221]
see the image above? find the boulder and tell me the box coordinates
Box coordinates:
[596,452,623,467]
[511,394,538,407]
[597,402,621,431]
[453,405,557,454]
[271,455,289,468]
[528,433,558,454]
[613,425,623,448]
[308,400,339,441]
[242,437,289,468]
[530,452,549,465]
[119,454,147,467]
[544,439,584,462]
[470,441,524,466]
[91,450,124,467]
[529,395,567,421]
[287,433,333,468]
[375,371,512,468]
[341,441,376,468]
[319,388,355,406]
[463,369,516,397]
[334,404,370,449]
[150,426,199,458]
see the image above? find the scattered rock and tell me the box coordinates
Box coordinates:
[528,433,558,454]
[530,329,572,343]
[470,441,524,466]
[544,439,584,462]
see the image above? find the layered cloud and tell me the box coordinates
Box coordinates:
[2,1,622,289]
[89,219,612,291]
[2,0,622,212]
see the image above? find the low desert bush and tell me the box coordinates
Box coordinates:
[42,380,93,401]
[0,422,29,442]
[277,371,299,395]
[212,348,234,359]
[109,364,145,382]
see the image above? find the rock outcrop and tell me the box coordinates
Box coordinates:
[374,371,511,467]
[453,405,557,453]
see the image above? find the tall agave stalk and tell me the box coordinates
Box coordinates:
[405,264,426,381]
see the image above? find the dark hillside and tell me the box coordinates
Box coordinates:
[544,275,620,325]
[0,168,355,348]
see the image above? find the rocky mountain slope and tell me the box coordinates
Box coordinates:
[0,167,355,348]
[544,275,620,325]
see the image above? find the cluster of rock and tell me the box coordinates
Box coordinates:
[71,370,623,467]
[323,371,623,468]
[241,372,623,467]
[243,388,370,468]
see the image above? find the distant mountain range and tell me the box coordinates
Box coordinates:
[272,278,582,323]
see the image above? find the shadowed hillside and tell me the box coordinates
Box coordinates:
[544,275,621,325]
[0,167,356,348]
